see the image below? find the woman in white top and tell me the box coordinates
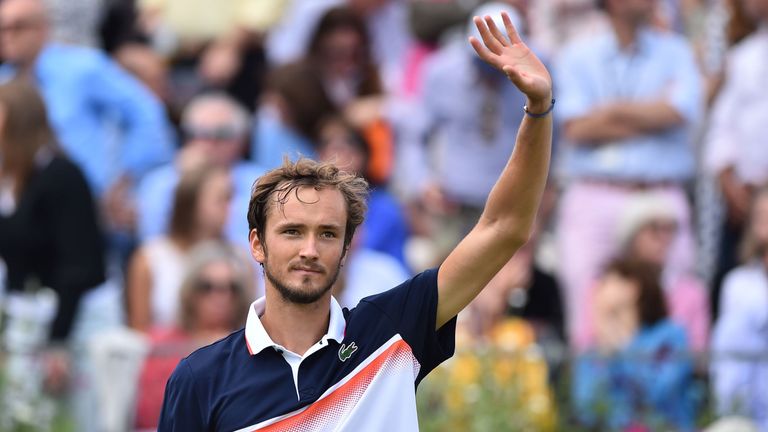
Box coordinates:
[126,163,233,331]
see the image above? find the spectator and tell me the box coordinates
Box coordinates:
[317,115,410,269]
[704,0,767,320]
[711,187,768,431]
[554,0,702,344]
[464,234,565,348]
[265,0,411,92]
[252,62,331,169]
[573,258,696,431]
[311,6,395,183]
[134,240,253,430]
[579,194,710,355]
[397,3,530,265]
[304,6,383,109]
[0,0,173,198]
[137,93,264,249]
[127,164,236,332]
[0,79,106,398]
[136,0,270,111]
[264,6,394,183]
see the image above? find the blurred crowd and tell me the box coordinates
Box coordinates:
[0,0,766,430]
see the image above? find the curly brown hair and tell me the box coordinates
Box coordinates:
[247,158,369,249]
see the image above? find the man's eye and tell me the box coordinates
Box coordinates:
[320,231,336,239]
[283,229,299,236]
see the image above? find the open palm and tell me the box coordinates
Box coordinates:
[469,13,552,103]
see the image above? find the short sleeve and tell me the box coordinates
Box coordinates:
[157,359,207,431]
[361,268,456,384]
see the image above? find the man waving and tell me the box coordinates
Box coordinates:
[159,10,552,431]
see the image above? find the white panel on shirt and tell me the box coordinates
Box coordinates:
[235,335,422,432]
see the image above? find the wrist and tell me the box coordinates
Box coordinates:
[525,96,552,113]
[524,96,555,118]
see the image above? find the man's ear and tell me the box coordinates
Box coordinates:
[249,229,265,264]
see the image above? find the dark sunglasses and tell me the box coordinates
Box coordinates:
[183,125,242,142]
[195,279,240,295]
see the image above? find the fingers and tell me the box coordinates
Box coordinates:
[469,36,494,62]
[484,15,509,47]
[502,11,522,44]
[473,16,502,54]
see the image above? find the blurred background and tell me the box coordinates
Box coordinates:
[0,0,766,430]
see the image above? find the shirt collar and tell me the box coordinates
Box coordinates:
[244,295,346,356]
[604,26,654,58]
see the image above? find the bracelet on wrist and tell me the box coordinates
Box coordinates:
[523,98,555,118]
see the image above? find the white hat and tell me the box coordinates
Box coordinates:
[614,193,678,249]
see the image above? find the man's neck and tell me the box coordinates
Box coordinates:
[260,291,331,356]
[610,16,640,51]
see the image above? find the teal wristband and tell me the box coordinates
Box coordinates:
[523,98,555,118]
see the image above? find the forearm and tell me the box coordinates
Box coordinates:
[480,97,553,241]
[565,114,638,144]
[606,100,685,132]
[435,100,551,328]
[565,99,683,144]
[126,252,152,332]
[49,286,85,341]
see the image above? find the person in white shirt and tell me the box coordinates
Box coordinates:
[711,187,768,431]
[704,0,768,319]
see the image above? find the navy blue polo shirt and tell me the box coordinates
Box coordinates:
[158,268,456,431]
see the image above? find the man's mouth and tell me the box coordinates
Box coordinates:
[292,266,323,274]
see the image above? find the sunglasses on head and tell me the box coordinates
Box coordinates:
[183,125,242,142]
[195,279,240,295]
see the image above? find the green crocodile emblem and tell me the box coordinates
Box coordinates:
[338,342,358,362]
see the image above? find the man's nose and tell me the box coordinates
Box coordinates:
[299,237,320,260]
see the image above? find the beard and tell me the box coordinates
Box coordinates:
[263,257,343,304]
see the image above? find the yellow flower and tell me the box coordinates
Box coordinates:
[450,353,481,385]
[490,318,536,350]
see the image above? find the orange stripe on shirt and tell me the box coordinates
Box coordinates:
[254,339,413,431]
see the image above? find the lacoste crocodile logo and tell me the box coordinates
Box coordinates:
[338,342,358,362]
